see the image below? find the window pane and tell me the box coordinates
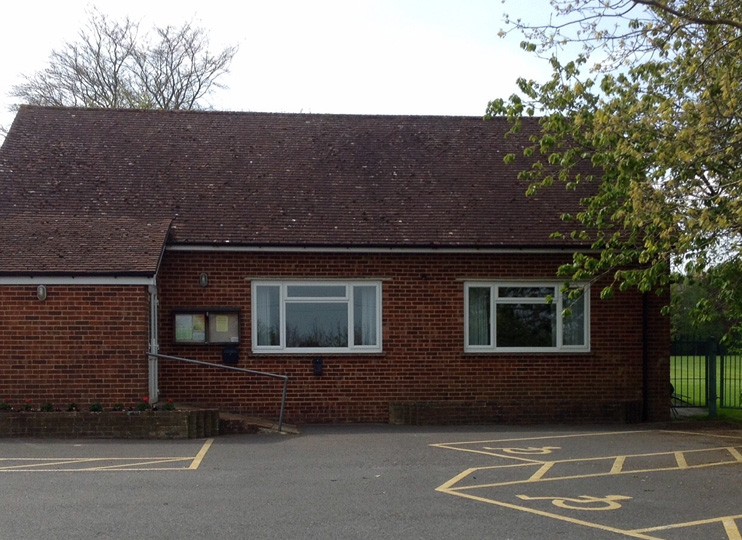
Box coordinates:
[353,286,377,346]
[287,285,346,298]
[286,303,348,347]
[563,291,586,346]
[496,304,556,347]
[255,286,281,346]
[498,286,554,299]
[468,287,491,346]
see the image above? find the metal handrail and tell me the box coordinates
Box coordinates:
[149,353,289,432]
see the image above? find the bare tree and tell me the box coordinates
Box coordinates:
[9,9,238,111]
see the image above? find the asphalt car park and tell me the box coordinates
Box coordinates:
[0,425,740,539]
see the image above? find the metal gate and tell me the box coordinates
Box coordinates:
[671,339,742,411]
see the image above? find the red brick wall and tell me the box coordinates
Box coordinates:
[0,285,150,409]
[156,251,671,424]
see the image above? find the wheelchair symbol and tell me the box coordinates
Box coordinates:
[517,494,632,511]
[482,446,560,455]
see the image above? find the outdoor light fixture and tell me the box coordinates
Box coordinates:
[199,273,209,288]
[36,285,47,301]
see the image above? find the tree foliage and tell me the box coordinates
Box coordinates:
[9,9,238,110]
[672,261,742,341]
[489,0,742,339]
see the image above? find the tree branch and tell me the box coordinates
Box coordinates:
[633,0,742,30]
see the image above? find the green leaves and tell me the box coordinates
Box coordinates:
[495,0,742,337]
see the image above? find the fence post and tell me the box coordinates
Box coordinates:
[707,340,718,418]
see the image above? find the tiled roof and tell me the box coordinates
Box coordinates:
[0,106,597,273]
[0,213,171,276]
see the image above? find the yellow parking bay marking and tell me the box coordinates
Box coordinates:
[611,455,626,474]
[435,432,742,540]
[189,437,214,470]
[483,446,561,456]
[725,518,742,540]
[674,451,688,469]
[436,486,666,540]
[632,514,742,540]
[0,438,214,472]
[528,462,555,482]
[516,494,633,511]
[439,446,742,491]
[430,430,648,459]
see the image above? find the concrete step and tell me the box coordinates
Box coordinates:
[219,411,299,435]
[171,403,299,436]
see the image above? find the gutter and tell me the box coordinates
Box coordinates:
[166,244,599,255]
[0,275,155,286]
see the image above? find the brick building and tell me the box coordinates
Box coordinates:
[0,106,670,424]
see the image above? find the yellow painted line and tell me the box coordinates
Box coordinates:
[0,457,112,461]
[435,432,742,539]
[437,487,665,540]
[441,446,742,491]
[724,518,742,540]
[527,462,555,482]
[436,467,481,492]
[447,467,680,491]
[432,430,649,447]
[0,458,102,471]
[0,439,215,472]
[461,446,742,469]
[430,430,649,455]
[88,458,193,471]
[661,429,742,440]
[429,445,546,462]
[728,447,742,462]
[610,456,626,474]
[633,514,742,535]
[459,452,546,464]
[448,463,737,491]
[189,438,214,470]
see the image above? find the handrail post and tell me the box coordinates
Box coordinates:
[278,377,288,432]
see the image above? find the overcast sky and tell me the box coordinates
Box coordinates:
[0,0,553,135]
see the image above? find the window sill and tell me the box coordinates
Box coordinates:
[462,350,593,356]
[248,351,387,358]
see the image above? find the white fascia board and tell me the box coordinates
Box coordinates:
[167,245,595,255]
[0,276,155,286]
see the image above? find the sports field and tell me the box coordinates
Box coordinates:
[671,353,742,409]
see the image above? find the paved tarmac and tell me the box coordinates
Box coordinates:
[0,424,740,539]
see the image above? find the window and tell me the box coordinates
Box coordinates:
[465,282,589,352]
[252,281,382,353]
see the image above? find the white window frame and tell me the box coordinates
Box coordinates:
[464,282,590,353]
[251,281,382,354]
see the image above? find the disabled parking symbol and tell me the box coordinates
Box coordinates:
[517,494,633,511]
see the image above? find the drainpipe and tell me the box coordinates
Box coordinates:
[642,293,649,422]
[148,281,160,404]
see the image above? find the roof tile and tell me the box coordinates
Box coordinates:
[0,106,597,274]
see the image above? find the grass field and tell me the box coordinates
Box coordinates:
[671,354,742,408]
